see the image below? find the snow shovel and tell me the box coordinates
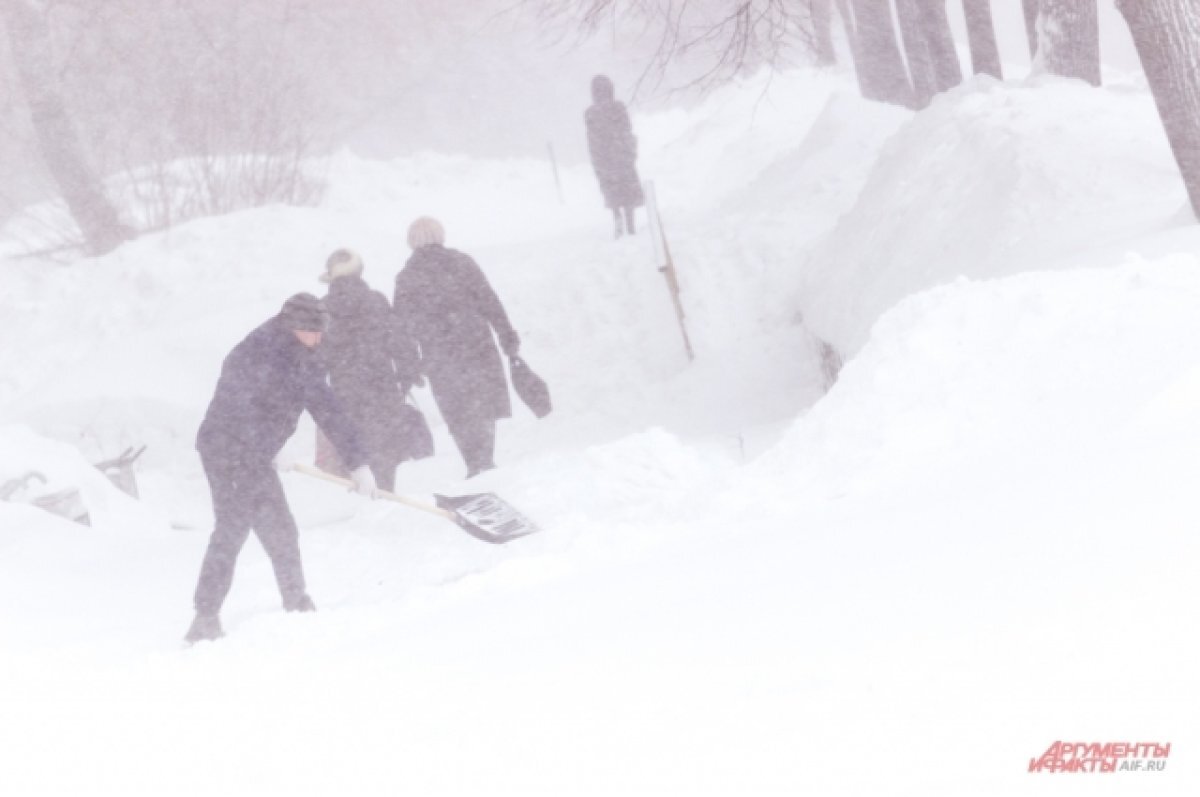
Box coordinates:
[289,462,538,544]
[93,445,146,498]
[0,470,91,526]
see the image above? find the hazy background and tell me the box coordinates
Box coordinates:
[0,1,1141,229]
[0,1,663,225]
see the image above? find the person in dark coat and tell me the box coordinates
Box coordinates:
[186,293,377,644]
[585,74,645,238]
[393,217,520,478]
[317,248,425,493]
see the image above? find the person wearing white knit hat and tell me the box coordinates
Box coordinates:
[318,247,364,283]
[395,218,520,478]
[317,248,426,492]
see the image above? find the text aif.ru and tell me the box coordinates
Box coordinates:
[1028,742,1171,774]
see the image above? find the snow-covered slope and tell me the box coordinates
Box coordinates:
[1,64,1197,796]
[802,74,1186,356]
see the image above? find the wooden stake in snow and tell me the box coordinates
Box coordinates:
[547,141,564,204]
[645,180,695,362]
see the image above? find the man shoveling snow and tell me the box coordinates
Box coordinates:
[185,293,378,644]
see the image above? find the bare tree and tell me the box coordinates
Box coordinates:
[895,0,938,106]
[1,0,128,255]
[962,0,1002,79]
[1021,0,1039,58]
[529,0,943,109]
[23,1,329,236]
[920,1,961,91]
[837,0,914,107]
[894,0,961,107]
[524,1,830,95]
[809,0,836,66]
[114,3,324,230]
[1116,0,1200,219]
[1032,0,1101,86]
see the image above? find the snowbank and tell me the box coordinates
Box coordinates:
[760,254,1200,501]
[800,75,1186,356]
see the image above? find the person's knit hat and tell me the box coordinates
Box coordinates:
[591,74,614,103]
[278,292,328,332]
[407,216,445,250]
[319,248,364,283]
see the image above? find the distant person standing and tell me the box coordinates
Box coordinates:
[394,217,520,479]
[317,248,426,492]
[585,74,644,238]
[186,293,377,644]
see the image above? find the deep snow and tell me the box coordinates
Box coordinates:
[1,63,1197,796]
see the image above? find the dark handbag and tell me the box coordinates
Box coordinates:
[397,399,434,460]
[509,356,552,418]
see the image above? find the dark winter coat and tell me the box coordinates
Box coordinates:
[319,275,422,464]
[393,244,518,428]
[585,76,645,210]
[197,316,365,469]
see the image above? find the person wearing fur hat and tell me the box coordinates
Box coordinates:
[186,292,377,644]
[585,74,644,238]
[394,217,520,478]
[317,248,425,492]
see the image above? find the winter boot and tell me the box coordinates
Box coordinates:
[624,206,636,235]
[612,209,623,239]
[184,613,224,644]
[285,593,317,613]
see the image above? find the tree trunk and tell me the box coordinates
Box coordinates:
[834,0,871,98]
[894,0,961,108]
[916,1,962,92]
[895,0,937,107]
[810,0,837,66]
[1022,0,1040,58]
[963,0,1003,79]
[1036,0,1101,86]
[1116,0,1200,219]
[843,0,914,108]
[1,0,128,256]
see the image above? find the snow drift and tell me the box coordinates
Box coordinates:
[800,75,1186,356]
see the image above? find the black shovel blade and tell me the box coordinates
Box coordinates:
[434,492,539,544]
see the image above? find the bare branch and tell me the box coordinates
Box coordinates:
[518,0,821,98]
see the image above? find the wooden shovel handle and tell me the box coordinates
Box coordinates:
[289,462,454,520]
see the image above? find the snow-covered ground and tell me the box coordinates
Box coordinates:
[1,64,1197,795]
